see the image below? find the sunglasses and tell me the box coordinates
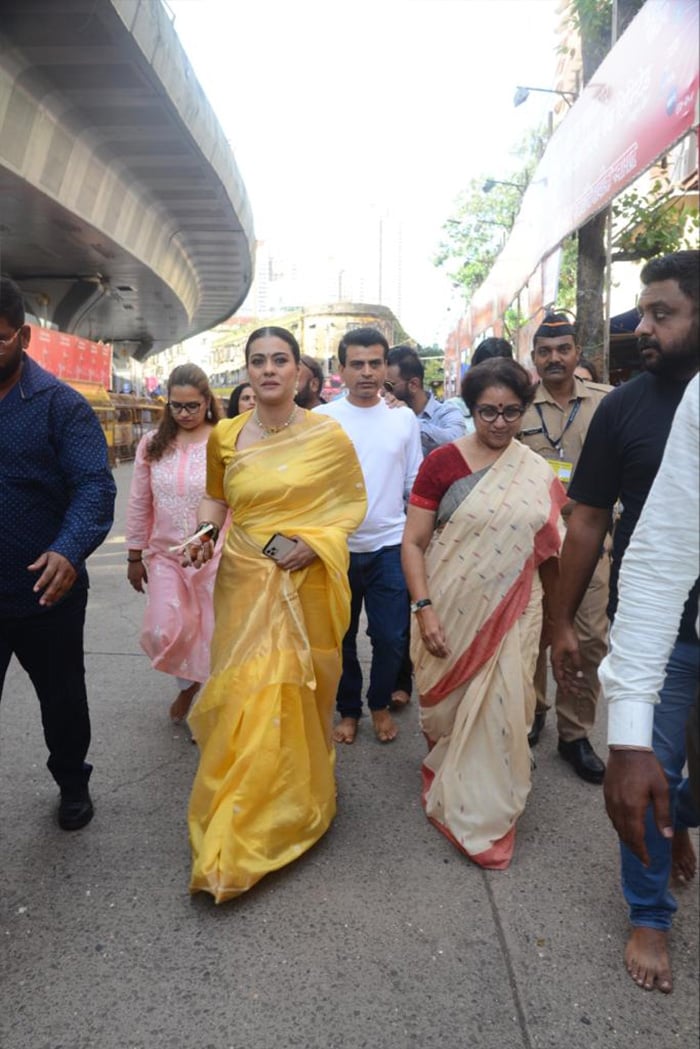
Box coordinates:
[168,401,205,415]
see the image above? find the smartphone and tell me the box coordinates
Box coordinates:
[262,533,298,561]
[168,523,216,553]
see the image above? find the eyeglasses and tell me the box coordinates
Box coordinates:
[168,401,205,415]
[474,404,526,422]
[0,328,20,350]
[383,379,407,393]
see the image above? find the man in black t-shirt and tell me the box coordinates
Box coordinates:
[552,250,699,995]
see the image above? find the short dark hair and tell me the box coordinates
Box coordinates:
[227,381,254,418]
[337,326,389,366]
[245,326,301,363]
[0,276,26,328]
[575,356,599,382]
[386,345,424,383]
[299,354,324,390]
[461,358,535,411]
[471,337,514,366]
[640,250,700,307]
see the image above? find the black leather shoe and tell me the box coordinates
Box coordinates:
[557,738,605,784]
[528,711,546,747]
[58,789,94,831]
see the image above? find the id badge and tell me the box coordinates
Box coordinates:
[546,458,573,484]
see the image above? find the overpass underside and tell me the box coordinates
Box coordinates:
[0,0,254,358]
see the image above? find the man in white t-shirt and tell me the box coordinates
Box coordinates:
[315,327,423,744]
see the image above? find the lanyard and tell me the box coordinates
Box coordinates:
[534,398,581,458]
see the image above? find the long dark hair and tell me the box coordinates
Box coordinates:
[227,381,254,418]
[147,363,222,461]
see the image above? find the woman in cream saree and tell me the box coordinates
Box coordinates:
[184,328,366,902]
[402,360,566,869]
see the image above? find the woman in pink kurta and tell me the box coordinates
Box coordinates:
[126,364,226,722]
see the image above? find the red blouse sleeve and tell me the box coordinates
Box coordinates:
[409,443,472,511]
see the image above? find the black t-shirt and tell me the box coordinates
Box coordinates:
[569,370,699,641]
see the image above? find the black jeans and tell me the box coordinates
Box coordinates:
[0,588,92,794]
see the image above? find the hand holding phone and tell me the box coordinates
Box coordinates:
[262,533,298,562]
[169,523,216,553]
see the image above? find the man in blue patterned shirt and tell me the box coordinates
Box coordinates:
[385,345,466,456]
[0,277,116,830]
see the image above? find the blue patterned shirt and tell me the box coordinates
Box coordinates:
[417,391,467,456]
[0,354,116,616]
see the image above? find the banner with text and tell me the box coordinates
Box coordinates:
[27,325,113,388]
[469,0,699,325]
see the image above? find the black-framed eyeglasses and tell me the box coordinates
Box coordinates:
[0,328,21,350]
[168,400,205,415]
[474,404,526,422]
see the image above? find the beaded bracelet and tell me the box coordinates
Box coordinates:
[127,556,142,563]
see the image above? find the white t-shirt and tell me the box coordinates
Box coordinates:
[315,396,422,552]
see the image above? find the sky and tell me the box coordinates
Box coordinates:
[168,0,561,343]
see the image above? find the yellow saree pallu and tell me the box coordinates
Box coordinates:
[411,439,566,870]
[187,411,366,902]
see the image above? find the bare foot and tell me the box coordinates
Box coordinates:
[624,927,673,993]
[333,717,358,744]
[391,689,411,709]
[371,708,398,743]
[170,683,199,724]
[671,827,697,883]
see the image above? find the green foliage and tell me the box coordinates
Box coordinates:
[567,0,612,82]
[434,126,547,302]
[612,176,700,261]
[557,235,579,310]
[567,0,612,41]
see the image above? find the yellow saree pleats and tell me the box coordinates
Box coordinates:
[187,412,366,902]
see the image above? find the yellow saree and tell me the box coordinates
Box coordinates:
[187,411,366,902]
[411,439,566,869]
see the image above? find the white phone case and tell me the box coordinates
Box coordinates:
[262,534,298,561]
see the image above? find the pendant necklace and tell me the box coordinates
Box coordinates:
[253,405,298,439]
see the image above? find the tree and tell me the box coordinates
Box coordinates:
[434,126,547,300]
[438,0,696,368]
[434,181,523,298]
[569,0,645,372]
[612,172,700,262]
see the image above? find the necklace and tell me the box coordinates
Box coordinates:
[253,405,298,438]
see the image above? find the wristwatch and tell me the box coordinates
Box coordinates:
[410,598,432,613]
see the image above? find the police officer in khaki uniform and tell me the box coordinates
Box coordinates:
[518,312,611,783]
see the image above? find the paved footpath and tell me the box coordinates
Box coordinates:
[1,463,698,1049]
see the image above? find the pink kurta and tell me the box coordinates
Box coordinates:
[126,432,222,684]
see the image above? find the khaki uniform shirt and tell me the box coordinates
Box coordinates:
[518,376,612,490]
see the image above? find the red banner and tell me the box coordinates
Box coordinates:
[26,325,113,388]
[470,0,699,324]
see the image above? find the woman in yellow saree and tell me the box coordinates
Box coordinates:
[402,360,566,870]
[184,327,366,902]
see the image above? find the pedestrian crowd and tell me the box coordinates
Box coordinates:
[0,249,697,996]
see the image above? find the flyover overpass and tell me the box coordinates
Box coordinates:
[0,0,255,359]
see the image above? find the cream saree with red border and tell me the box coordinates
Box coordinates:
[411,438,566,869]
